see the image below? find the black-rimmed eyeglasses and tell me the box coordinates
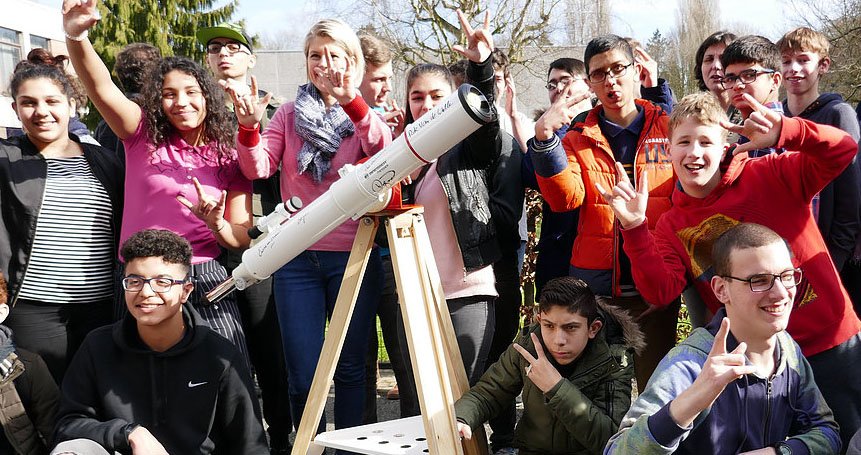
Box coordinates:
[206,42,248,55]
[719,69,776,89]
[122,276,189,293]
[720,268,802,293]
[587,63,634,84]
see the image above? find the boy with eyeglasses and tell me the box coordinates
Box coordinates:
[599,92,861,451]
[718,35,784,158]
[52,229,267,455]
[197,23,292,454]
[606,222,840,454]
[529,34,677,390]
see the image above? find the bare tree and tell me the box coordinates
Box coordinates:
[789,0,861,101]
[565,0,610,46]
[356,0,563,66]
[668,0,721,96]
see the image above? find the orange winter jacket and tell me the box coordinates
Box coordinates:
[535,100,676,295]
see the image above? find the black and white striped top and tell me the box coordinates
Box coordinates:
[18,156,114,303]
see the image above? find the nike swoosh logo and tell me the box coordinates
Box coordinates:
[187,381,208,388]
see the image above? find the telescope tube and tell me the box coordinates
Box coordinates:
[207,84,494,301]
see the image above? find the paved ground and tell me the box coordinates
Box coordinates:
[287,367,524,453]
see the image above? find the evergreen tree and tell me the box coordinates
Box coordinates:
[90,0,237,70]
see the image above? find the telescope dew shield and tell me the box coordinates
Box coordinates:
[207,84,494,302]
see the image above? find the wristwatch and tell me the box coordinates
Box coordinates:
[774,442,792,455]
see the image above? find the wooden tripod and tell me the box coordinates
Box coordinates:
[291,207,488,455]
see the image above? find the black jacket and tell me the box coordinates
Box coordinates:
[52,304,267,454]
[419,56,505,271]
[785,92,861,270]
[0,135,124,303]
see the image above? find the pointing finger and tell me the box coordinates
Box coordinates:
[456,9,474,36]
[192,177,207,198]
[719,119,744,135]
[638,169,649,196]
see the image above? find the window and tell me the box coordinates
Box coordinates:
[30,35,48,51]
[0,26,22,95]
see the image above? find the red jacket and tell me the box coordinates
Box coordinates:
[622,116,861,356]
[535,100,676,296]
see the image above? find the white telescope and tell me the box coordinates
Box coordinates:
[207,84,494,302]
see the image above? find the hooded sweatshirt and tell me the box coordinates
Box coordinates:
[53,304,267,454]
[621,116,861,357]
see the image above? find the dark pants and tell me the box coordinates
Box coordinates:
[808,332,861,453]
[606,295,680,391]
[274,249,382,436]
[398,294,496,415]
[234,271,293,449]
[487,254,522,450]
[8,298,113,384]
[363,253,415,422]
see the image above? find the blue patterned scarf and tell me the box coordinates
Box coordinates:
[294,83,355,183]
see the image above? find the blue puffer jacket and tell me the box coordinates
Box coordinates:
[605,309,841,455]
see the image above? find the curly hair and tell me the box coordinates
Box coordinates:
[140,56,235,160]
[121,229,193,269]
[115,43,162,96]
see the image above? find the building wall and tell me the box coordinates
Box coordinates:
[0,0,65,137]
[252,45,587,119]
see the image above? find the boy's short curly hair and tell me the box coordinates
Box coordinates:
[120,229,193,270]
[668,92,729,140]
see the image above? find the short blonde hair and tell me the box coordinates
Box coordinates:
[776,27,830,60]
[669,92,729,140]
[304,19,365,86]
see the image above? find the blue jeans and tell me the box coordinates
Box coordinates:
[274,249,382,434]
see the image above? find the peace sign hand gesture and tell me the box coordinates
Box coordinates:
[451,9,494,64]
[720,93,783,156]
[513,332,563,393]
[176,177,228,232]
[221,75,272,129]
[314,47,357,106]
[595,161,649,230]
[534,82,591,141]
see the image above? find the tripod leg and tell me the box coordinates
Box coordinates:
[291,217,378,455]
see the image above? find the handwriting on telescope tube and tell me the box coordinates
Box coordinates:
[405,98,454,136]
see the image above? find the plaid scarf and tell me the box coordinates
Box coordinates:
[294,83,355,183]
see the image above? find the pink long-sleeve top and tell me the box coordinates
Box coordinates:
[236,96,392,251]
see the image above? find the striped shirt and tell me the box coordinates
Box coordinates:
[18,156,114,303]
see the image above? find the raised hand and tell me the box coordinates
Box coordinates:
[634,47,658,88]
[720,93,783,156]
[451,9,494,64]
[384,99,405,138]
[697,318,756,395]
[504,76,518,118]
[62,0,101,38]
[314,47,357,105]
[669,317,757,427]
[512,333,563,393]
[534,82,591,141]
[221,75,272,129]
[176,177,228,233]
[595,161,648,230]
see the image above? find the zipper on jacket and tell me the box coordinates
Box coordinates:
[763,377,774,442]
[12,160,49,307]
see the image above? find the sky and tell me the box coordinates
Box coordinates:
[42,0,804,48]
